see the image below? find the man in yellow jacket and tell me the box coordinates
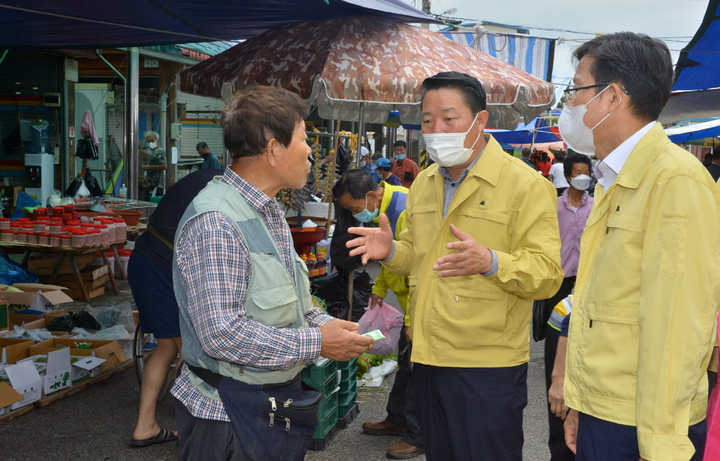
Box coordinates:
[333,170,424,459]
[345,71,564,461]
[558,32,720,461]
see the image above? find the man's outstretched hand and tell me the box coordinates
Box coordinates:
[319,319,374,361]
[346,213,394,264]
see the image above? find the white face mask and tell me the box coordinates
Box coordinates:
[148,142,157,149]
[359,161,367,168]
[570,174,592,191]
[558,86,616,156]
[423,112,481,167]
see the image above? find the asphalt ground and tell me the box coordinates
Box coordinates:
[0,262,552,461]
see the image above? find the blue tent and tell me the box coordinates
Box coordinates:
[486,118,561,144]
[0,0,435,48]
[659,0,720,124]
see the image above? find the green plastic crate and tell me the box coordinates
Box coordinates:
[338,387,357,417]
[339,378,357,397]
[339,362,357,383]
[318,389,339,421]
[313,403,339,439]
[336,358,356,370]
[302,358,338,386]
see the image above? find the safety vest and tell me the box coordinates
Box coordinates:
[173,178,313,394]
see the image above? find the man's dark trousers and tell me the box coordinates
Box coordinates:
[577,412,706,461]
[385,332,423,447]
[414,363,527,461]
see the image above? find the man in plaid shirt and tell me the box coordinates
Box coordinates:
[172,85,373,461]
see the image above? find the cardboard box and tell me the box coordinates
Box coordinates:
[29,338,126,372]
[53,265,108,283]
[0,284,74,312]
[70,356,105,383]
[3,360,43,409]
[26,253,93,276]
[0,338,34,364]
[21,348,72,395]
[0,381,23,416]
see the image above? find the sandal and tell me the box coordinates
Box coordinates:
[129,425,177,448]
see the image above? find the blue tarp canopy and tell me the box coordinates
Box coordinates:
[0,0,436,48]
[659,0,720,124]
[665,119,720,144]
[486,118,561,144]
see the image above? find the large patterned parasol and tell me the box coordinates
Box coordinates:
[178,16,555,129]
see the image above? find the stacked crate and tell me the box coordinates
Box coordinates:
[302,357,339,450]
[337,358,359,427]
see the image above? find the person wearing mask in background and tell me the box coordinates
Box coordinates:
[172,86,373,461]
[540,152,594,461]
[140,131,167,200]
[128,167,223,448]
[196,142,222,170]
[391,140,420,188]
[346,71,563,461]
[547,152,569,196]
[560,32,720,461]
[376,157,403,186]
[360,146,381,183]
[520,147,535,168]
[333,169,424,459]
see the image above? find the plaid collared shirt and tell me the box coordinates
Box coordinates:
[171,168,332,421]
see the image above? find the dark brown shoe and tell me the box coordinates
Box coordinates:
[386,440,425,459]
[361,419,408,436]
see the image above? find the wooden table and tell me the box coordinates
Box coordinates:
[0,242,122,301]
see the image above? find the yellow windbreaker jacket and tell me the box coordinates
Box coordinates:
[372,183,410,325]
[384,135,563,368]
[565,124,720,461]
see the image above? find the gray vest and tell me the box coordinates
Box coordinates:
[173,178,313,398]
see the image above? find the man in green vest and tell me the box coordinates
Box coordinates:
[172,85,373,461]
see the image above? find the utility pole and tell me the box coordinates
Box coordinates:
[422,0,431,29]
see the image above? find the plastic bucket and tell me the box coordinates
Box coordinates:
[117,249,132,278]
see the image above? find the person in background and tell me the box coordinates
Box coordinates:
[391,140,420,188]
[172,85,373,461]
[196,142,222,170]
[547,152,569,196]
[128,167,223,448]
[376,157,403,186]
[333,169,424,459]
[535,150,553,177]
[560,32,720,461]
[139,131,167,200]
[346,71,563,461]
[703,152,713,167]
[541,152,594,461]
[705,150,720,182]
[520,147,535,168]
[360,146,381,183]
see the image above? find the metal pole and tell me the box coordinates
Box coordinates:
[125,47,139,200]
[357,102,365,167]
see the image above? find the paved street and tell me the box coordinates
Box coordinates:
[0,263,553,461]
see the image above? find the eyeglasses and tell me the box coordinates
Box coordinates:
[563,83,629,98]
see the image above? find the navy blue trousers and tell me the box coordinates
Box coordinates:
[414,363,527,461]
[577,412,706,461]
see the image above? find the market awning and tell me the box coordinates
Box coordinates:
[486,118,562,145]
[0,0,437,48]
[659,0,720,124]
[665,119,720,144]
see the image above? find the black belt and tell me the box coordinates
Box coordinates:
[187,364,301,390]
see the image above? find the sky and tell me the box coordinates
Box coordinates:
[404,0,710,83]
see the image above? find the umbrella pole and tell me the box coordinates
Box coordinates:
[530,117,540,150]
[357,102,365,167]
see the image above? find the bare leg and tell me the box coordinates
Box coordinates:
[132,337,182,440]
